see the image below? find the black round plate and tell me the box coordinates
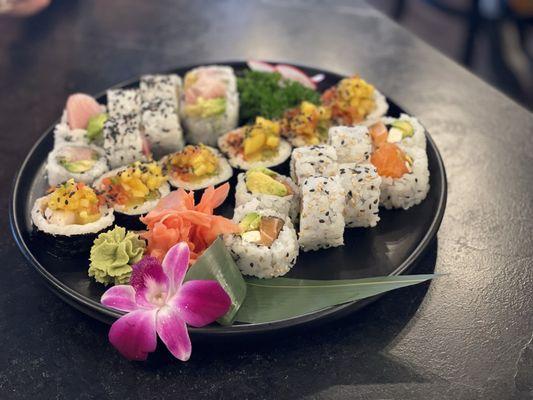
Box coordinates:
[10,61,447,338]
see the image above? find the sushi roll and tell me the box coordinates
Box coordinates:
[224,199,299,278]
[371,143,429,210]
[54,93,107,148]
[298,175,345,251]
[160,144,232,191]
[94,161,170,216]
[180,65,239,146]
[218,117,292,170]
[339,163,381,228]
[327,125,372,164]
[103,89,147,168]
[321,75,388,125]
[290,144,339,185]
[140,74,184,158]
[235,167,299,221]
[31,179,114,236]
[371,114,426,150]
[280,101,331,147]
[46,144,109,187]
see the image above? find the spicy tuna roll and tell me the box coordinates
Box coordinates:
[321,75,388,125]
[298,175,345,251]
[280,101,332,147]
[46,144,109,187]
[290,144,339,185]
[218,117,292,170]
[180,65,239,146]
[31,179,114,236]
[371,114,426,150]
[160,144,232,191]
[328,125,371,164]
[140,74,184,158]
[224,199,299,278]
[103,89,147,168]
[371,143,429,210]
[54,93,107,148]
[339,163,381,228]
[235,167,299,221]
[94,161,170,216]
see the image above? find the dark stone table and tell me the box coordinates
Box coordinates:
[1,0,532,399]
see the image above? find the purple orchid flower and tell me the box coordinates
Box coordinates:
[101,242,231,361]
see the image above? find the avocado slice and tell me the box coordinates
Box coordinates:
[246,170,288,197]
[86,113,108,142]
[60,159,97,173]
[391,120,414,138]
[239,212,261,233]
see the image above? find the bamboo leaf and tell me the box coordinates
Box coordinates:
[184,237,247,326]
[235,274,438,324]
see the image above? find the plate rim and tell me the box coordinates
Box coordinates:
[9,60,447,336]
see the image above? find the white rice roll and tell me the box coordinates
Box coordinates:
[339,163,381,228]
[381,113,426,150]
[179,65,239,146]
[103,89,146,168]
[46,144,109,187]
[140,74,184,158]
[160,145,233,191]
[298,175,345,251]
[217,128,292,170]
[234,172,299,221]
[290,145,339,184]
[328,125,372,164]
[93,165,170,215]
[224,200,299,278]
[53,107,106,148]
[379,145,430,210]
[31,196,114,236]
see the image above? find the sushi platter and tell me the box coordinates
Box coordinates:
[10,61,446,339]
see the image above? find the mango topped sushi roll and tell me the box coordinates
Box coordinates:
[218,116,292,170]
[94,161,170,216]
[180,65,239,146]
[160,144,232,191]
[31,179,114,236]
[280,101,331,147]
[321,75,388,125]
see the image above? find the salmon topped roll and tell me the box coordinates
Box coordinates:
[371,113,426,150]
[180,65,239,146]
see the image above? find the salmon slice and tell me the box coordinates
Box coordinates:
[66,93,102,130]
[258,217,284,247]
[371,142,409,178]
[369,121,388,147]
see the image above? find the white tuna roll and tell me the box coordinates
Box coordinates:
[225,199,299,279]
[328,125,371,164]
[180,65,239,146]
[46,144,109,187]
[298,175,345,251]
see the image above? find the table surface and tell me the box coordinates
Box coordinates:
[1,0,532,399]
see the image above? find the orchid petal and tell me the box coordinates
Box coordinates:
[169,280,231,327]
[162,242,190,295]
[108,309,157,361]
[101,285,138,312]
[130,256,169,309]
[156,306,191,361]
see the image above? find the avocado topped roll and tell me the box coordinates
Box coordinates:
[46,145,109,187]
[180,65,239,146]
[224,199,299,279]
[370,114,426,150]
[94,161,170,216]
[31,179,114,237]
[160,144,233,191]
[321,75,388,125]
[218,117,292,170]
[235,167,299,221]
[280,101,332,147]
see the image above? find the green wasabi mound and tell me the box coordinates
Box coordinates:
[88,226,146,285]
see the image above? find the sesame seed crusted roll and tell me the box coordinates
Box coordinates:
[290,145,339,185]
[328,125,372,164]
[298,175,345,251]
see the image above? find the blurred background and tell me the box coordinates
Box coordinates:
[1,0,532,110]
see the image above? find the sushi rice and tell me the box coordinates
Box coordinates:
[328,125,372,164]
[290,144,339,184]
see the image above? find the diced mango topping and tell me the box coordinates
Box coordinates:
[321,75,376,124]
[102,162,166,207]
[168,144,219,182]
[281,101,331,145]
[243,117,281,161]
[47,179,101,224]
